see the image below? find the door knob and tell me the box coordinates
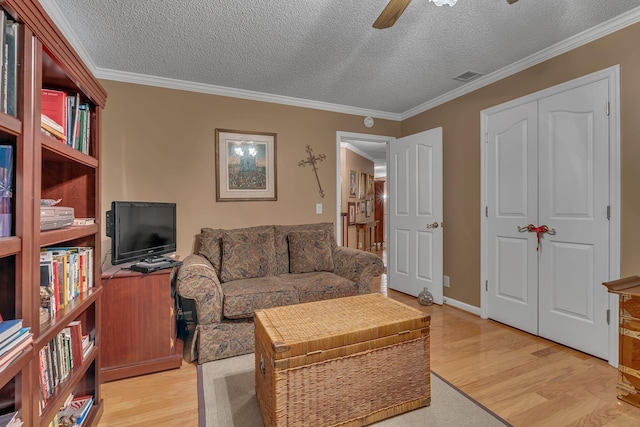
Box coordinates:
[426,222,439,229]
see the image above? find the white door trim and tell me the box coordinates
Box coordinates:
[480,65,621,366]
[336,132,395,246]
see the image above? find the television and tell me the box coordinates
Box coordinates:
[107,201,177,265]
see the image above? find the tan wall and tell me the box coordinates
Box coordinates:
[340,148,375,248]
[99,81,400,268]
[401,21,640,307]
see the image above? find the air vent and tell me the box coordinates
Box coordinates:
[453,70,483,82]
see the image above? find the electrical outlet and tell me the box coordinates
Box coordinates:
[443,275,450,288]
[316,203,322,214]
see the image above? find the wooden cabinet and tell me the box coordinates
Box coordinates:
[100,266,183,382]
[603,276,640,408]
[0,1,107,425]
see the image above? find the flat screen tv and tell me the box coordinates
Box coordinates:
[107,201,177,265]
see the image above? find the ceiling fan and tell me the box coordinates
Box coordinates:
[373,0,519,29]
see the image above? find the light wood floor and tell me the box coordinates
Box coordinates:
[98,257,640,426]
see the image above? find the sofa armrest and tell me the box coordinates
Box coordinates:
[332,246,384,294]
[175,254,224,324]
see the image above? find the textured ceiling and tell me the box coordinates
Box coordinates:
[45,0,640,122]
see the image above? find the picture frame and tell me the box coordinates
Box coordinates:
[215,129,277,201]
[367,174,374,197]
[348,202,356,226]
[349,170,357,198]
[359,172,366,199]
[365,199,372,217]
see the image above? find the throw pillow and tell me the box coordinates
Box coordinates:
[220,231,276,282]
[288,230,334,273]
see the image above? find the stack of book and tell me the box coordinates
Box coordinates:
[52,394,93,427]
[0,319,33,373]
[39,247,94,316]
[40,89,91,155]
[38,322,91,409]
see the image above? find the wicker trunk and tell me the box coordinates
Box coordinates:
[254,293,430,427]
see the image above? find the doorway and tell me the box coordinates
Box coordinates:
[335,132,393,246]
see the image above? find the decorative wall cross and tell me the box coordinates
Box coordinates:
[298,145,327,198]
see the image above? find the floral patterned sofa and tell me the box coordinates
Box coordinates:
[175,222,384,363]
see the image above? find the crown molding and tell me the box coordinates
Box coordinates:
[400,5,640,120]
[94,68,402,121]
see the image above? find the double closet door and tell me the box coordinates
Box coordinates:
[485,77,611,359]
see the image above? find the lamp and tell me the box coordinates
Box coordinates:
[429,0,458,6]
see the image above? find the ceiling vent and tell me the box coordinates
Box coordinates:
[453,70,483,82]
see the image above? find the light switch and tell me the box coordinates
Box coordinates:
[316,203,322,214]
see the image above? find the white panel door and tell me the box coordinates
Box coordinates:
[485,78,611,359]
[537,79,610,359]
[486,101,539,334]
[388,128,443,303]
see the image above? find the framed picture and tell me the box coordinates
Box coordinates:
[367,174,374,196]
[215,129,277,201]
[365,199,372,217]
[349,170,357,198]
[359,172,366,199]
[348,202,356,225]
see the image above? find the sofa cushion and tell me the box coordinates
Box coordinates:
[278,272,357,303]
[288,230,334,273]
[274,223,336,275]
[221,276,299,319]
[220,231,277,282]
[197,225,273,276]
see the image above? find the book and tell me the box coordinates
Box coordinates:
[0,327,31,356]
[72,218,95,226]
[41,89,67,135]
[0,319,22,344]
[0,333,32,372]
[0,144,12,237]
[57,395,93,426]
[68,321,83,367]
[4,19,17,117]
[41,114,67,142]
[0,410,22,427]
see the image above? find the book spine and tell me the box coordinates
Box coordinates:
[0,144,12,237]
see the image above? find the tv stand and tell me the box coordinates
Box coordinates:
[100,265,183,382]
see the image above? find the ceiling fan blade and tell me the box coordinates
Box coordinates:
[373,0,413,29]
[506,0,519,4]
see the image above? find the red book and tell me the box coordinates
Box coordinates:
[41,89,67,134]
[68,320,83,367]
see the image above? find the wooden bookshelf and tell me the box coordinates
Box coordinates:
[0,1,107,426]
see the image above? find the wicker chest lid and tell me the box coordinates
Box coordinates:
[254,293,430,360]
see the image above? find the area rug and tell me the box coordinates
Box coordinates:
[198,353,511,427]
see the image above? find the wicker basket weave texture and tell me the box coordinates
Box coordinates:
[255,293,431,427]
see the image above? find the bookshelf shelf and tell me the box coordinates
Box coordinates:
[39,224,99,248]
[0,347,32,387]
[38,346,98,427]
[0,236,20,257]
[41,134,98,167]
[35,288,101,346]
[0,1,107,425]
[0,113,21,136]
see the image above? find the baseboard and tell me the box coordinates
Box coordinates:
[443,297,481,316]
